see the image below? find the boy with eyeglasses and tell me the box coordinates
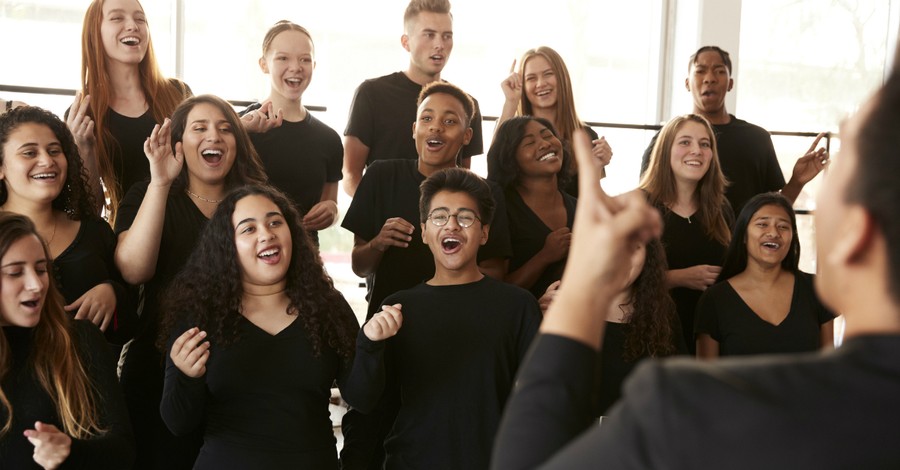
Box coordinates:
[346,167,540,470]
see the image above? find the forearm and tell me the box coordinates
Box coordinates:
[342,136,369,197]
[780,178,804,205]
[351,239,385,278]
[665,269,687,289]
[160,362,207,436]
[479,257,509,281]
[340,332,387,414]
[504,252,552,289]
[115,184,170,284]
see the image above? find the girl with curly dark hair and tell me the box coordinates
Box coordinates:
[158,185,359,469]
[540,238,685,417]
[0,106,134,345]
[112,94,267,469]
[487,116,575,298]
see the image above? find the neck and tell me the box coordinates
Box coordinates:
[107,62,144,98]
[417,157,458,178]
[242,281,289,309]
[532,108,558,130]
[673,181,699,210]
[428,265,483,286]
[187,178,227,202]
[517,175,560,197]
[739,263,788,288]
[605,288,633,323]
[405,68,440,86]
[268,93,306,121]
[1,199,55,225]
[696,106,730,125]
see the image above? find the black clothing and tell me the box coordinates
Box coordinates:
[594,320,687,417]
[53,217,135,345]
[347,277,541,470]
[0,321,134,469]
[695,272,835,356]
[341,159,512,319]
[114,180,208,469]
[493,334,900,469]
[641,115,785,214]
[107,109,156,198]
[657,205,731,354]
[161,302,361,469]
[244,110,342,243]
[505,187,576,298]
[344,72,484,164]
[562,126,598,199]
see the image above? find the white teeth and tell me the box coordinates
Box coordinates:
[538,152,557,162]
[121,37,140,45]
[427,140,443,145]
[32,173,57,179]
[762,242,780,249]
[201,149,223,157]
[685,160,701,167]
[286,78,302,84]
[259,248,279,258]
[537,90,551,96]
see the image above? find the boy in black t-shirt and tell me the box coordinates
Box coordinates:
[348,168,540,470]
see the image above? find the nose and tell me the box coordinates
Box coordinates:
[35,149,53,166]
[206,129,223,143]
[257,225,275,242]
[24,268,44,293]
[444,214,462,230]
[703,70,716,84]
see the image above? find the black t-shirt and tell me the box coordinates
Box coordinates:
[0,322,133,469]
[657,205,731,354]
[53,217,135,345]
[505,186,576,298]
[348,277,541,470]
[107,109,157,198]
[695,271,835,356]
[344,72,484,164]
[161,302,359,470]
[640,115,785,214]
[341,159,512,319]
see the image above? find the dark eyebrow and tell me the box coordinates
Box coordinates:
[1,259,47,269]
[236,211,283,228]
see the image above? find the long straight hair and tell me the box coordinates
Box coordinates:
[80,0,190,219]
[639,114,731,246]
[518,46,582,143]
[0,214,104,439]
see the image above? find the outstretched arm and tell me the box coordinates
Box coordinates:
[782,132,830,204]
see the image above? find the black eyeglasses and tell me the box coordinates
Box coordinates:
[427,208,481,228]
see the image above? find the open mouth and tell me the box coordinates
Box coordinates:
[538,151,558,162]
[258,247,281,264]
[441,237,462,254]
[426,138,445,151]
[285,78,304,87]
[31,172,58,181]
[430,54,444,62]
[201,149,223,164]
[21,299,39,309]
[684,159,703,167]
[536,90,552,97]
[761,241,781,250]
[121,36,141,46]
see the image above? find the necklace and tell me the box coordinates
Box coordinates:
[45,216,58,246]
[185,188,223,204]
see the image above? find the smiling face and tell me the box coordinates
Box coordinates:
[233,194,293,290]
[414,92,472,175]
[0,122,68,206]
[686,50,733,116]
[99,0,149,66]
[403,11,453,80]
[515,119,563,179]
[421,190,488,276]
[260,30,315,102]
[669,120,713,185]
[0,234,48,328]
[181,103,237,187]
[523,55,558,112]
[745,204,794,268]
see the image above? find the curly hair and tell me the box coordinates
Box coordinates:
[0,106,97,219]
[622,239,678,362]
[486,116,571,190]
[158,185,357,362]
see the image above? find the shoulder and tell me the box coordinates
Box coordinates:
[359,72,405,90]
[725,116,772,137]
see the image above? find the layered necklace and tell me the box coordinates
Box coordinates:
[185,188,223,204]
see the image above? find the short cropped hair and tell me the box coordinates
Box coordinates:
[419,168,495,226]
[689,45,733,75]
[403,0,451,31]
[417,82,475,127]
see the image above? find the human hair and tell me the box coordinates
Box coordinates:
[0,213,104,439]
[0,106,97,219]
[518,46,583,142]
[168,95,268,190]
[403,0,451,31]
[639,114,731,246]
[622,239,678,362]
[718,192,800,282]
[689,45,733,75]
[419,168,495,226]
[847,67,900,304]
[158,185,357,361]
[261,20,314,58]
[486,116,571,190]
[80,0,191,220]
[417,81,474,127]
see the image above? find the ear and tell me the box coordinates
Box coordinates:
[828,206,875,268]
[727,77,734,92]
[412,120,417,141]
[463,126,473,146]
[684,77,691,92]
[401,34,411,53]
[420,222,427,243]
[259,57,269,74]
[480,223,489,246]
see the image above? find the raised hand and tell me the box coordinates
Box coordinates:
[364,304,403,341]
[144,118,184,187]
[501,59,523,104]
[369,217,415,252]
[66,283,116,331]
[66,92,95,151]
[170,327,210,378]
[24,421,72,470]
[240,100,284,134]
[591,136,613,168]
[790,132,830,186]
